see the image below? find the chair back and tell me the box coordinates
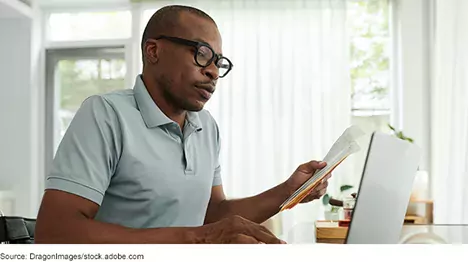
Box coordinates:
[0,212,36,244]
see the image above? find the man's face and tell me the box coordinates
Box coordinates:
[151,12,223,112]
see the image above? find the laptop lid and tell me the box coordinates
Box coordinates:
[345,132,421,244]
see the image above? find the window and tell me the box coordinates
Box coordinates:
[349,0,391,112]
[46,48,127,153]
[142,9,157,33]
[57,57,127,135]
[45,9,133,158]
[47,11,132,41]
[348,0,392,181]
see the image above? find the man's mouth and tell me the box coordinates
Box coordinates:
[195,84,215,100]
[196,87,212,100]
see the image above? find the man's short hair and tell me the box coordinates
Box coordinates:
[141,5,217,64]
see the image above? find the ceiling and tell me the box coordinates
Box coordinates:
[0,0,32,18]
[0,4,19,18]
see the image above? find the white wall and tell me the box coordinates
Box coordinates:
[0,17,33,216]
[0,1,43,217]
[29,0,45,218]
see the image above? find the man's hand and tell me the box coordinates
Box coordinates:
[195,215,286,244]
[284,160,331,203]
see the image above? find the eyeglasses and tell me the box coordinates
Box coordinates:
[155,35,233,78]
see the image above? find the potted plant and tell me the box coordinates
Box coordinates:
[322,184,354,220]
[387,124,414,143]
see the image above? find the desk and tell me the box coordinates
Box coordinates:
[406,199,433,224]
[285,222,468,244]
[400,224,468,244]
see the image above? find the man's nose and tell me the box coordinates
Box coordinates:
[202,62,219,80]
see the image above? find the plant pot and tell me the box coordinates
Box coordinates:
[324,210,340,221]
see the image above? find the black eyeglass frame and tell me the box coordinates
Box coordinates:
[155,35,233,78]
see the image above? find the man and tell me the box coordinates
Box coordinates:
[35,5,330,244]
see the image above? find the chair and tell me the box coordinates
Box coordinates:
[0,210,36,244]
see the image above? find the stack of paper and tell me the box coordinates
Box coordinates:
[280,126,365,211]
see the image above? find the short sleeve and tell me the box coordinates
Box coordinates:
[212,120,223,186]
[46,95,121,205]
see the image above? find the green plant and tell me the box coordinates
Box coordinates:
[388,123,420,171]
[387,124,414,143]
[322,184,354,212]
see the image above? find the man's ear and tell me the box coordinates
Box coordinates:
[144,39,159,64]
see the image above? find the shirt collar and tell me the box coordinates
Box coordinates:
[186,111,203,131]
[133,75,203,131]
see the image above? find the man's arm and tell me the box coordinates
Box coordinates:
[204,184,291,225]
[35,190,198,244]
[35,189,284,244]
[204,161,330,225]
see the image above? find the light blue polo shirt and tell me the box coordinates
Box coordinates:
[46,75,222,228]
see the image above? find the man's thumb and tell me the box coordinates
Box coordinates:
[297,160,327,173]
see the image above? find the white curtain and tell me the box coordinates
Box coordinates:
[431,0,468,227]
[143,0,352,236]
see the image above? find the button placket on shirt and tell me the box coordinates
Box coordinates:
[183,122,199,176]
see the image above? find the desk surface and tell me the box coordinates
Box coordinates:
[284,222,468,244]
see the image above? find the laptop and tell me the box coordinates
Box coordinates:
[345,131,421,244]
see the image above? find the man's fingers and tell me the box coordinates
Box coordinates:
[247,221,275,236]
[315,181,328,191]
[319,180,329,187]
[247,225,285,244]
[302,194,319,202]
[301,184,328,202]
[235,234,261,244]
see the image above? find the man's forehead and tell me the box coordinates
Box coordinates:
[176,12,222,53]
